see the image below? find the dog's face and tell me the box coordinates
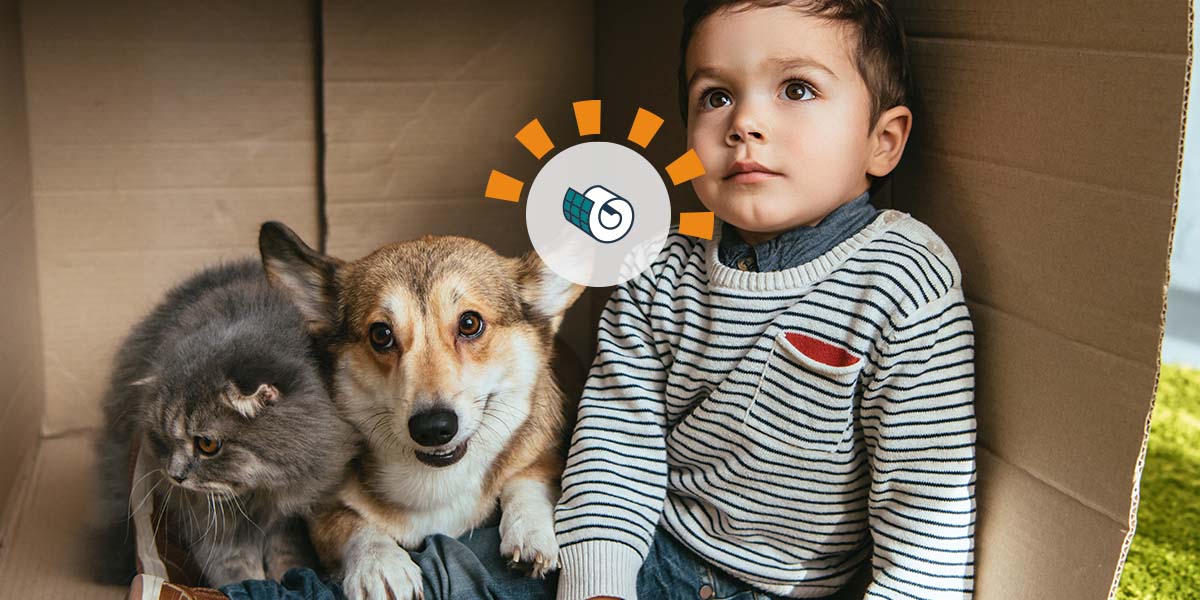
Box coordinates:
[259,222,582,470]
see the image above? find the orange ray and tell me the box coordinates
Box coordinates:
[484,170,524,202]
[573,100,601,136]
[515,119,554,159]
[679,212,715,240]
[665,149,705,185]
[627,108,663,148]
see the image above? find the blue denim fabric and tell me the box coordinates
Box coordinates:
[222,567,344,600]
[221,526,796,600]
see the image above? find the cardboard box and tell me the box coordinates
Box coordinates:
[0,1,1188,598]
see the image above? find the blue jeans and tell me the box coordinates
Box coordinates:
[223,526,796,600]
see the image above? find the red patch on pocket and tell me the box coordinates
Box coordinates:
[784,333,860,368]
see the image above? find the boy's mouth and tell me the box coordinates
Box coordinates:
[724,160,781,183]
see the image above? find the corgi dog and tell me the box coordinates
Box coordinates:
[258,222,583,600]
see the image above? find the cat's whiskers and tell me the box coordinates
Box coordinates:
[199,492,219,576]
[180,495,196,541]
[151,484,173,554]
[229,492,264,535]
[128,464,164,499]
[127,472,166,522]
[193,493,216,544]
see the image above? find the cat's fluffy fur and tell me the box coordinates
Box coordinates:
[92,259,357,587]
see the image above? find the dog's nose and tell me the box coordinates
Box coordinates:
[408,409,458,447]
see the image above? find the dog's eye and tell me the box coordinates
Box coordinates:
[458,311,485,339]
[194,436,222,457]
[368,322,395,352]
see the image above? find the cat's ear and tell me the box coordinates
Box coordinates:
[516,251,584,335]
[129,375,158,388]
[224,382,279,419]
[259,221,344,334]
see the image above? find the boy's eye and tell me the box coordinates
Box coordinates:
[701,89,732,110]
[783,81,816,102]
[194,436,222,457]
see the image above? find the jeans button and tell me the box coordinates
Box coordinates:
[698,584,715,599]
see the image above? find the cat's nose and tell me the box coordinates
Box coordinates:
[170,473,186,484]
[408,408,458,447]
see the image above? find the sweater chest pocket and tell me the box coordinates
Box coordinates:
[747,331,862,453]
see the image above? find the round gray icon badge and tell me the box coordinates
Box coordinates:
[526,142,670,287]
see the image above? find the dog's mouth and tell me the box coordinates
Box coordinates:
[414,440,469,468]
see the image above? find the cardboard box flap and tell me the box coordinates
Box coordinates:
[22,0,321,435]
[890,2,1190,598]
[0,0,45,542]
[322,0,599,363]
[0,436,124,599]
[322,0,594,261]
[895,0,1184,54]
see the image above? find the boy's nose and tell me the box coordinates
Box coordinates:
[727,113,766,145]
[728,129,765,144]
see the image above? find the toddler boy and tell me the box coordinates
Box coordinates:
[553,2,976,599]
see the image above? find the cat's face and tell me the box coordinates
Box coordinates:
[137,337,350,501]
[142,381,277,496]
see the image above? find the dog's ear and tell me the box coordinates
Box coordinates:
[259,221,343,334]
[517,251,584,335]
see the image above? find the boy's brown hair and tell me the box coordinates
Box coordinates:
[678,0,911,128]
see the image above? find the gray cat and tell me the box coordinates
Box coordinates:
[92,259,357,587]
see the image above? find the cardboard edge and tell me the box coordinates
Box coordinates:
[0,438,40,568]
[1105,2,1195,598]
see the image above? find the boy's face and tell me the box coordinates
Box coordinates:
[685,6,876,241]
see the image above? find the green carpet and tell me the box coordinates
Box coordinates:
[1116,363,1200,599]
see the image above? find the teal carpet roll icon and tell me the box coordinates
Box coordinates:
[563,185,635,243]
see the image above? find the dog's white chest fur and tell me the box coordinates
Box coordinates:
[373,449,498,547]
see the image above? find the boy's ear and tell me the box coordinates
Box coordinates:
[259,221,344,334]
[866,105,913,179]
[516,251,584,335]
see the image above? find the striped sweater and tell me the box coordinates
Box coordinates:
[554,210,977,600]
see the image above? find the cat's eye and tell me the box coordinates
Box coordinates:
[194,436,222,457]
[458,311,484,339]
[368,322,395,352]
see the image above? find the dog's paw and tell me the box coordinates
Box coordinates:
[342,542,424,600]
[499,507,560,578]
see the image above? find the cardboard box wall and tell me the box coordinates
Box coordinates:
[0,1,1188,599]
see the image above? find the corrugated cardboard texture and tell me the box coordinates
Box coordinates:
[322,0,597,364]
[322,0,594,261]
[892,1,1188,597]
[0,435,124,599]
[22,1,321,435]
[0,0,46,543]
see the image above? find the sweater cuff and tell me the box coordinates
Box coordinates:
[556,540,644,600]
